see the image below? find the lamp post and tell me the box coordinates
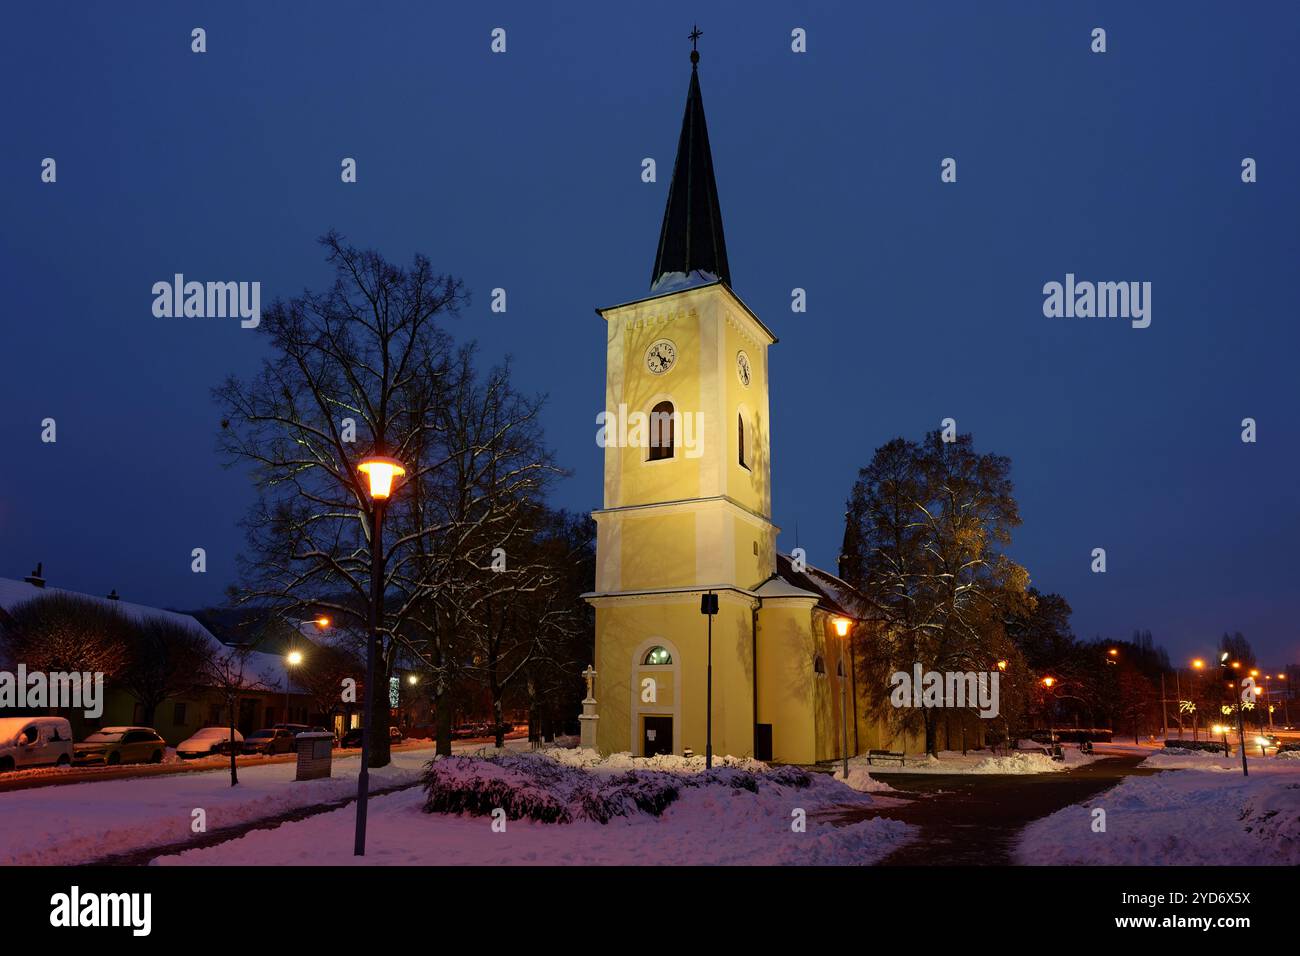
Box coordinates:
[995,660,1009,751]
[1220,653,1247,777]
[833,617,852,779]
[700,591,719,768]
[1041,676,1058,757]
[354,453,405,856]
[282,616,326,725]
[1191,658,1204,741]
[284,649,303,722]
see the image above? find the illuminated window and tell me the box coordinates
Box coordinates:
[643,645,673,665]
[648,401,674,461]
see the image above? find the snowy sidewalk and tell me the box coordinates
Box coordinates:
[0,746,438,865]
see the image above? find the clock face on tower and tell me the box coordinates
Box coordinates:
[645,339,677,375]
[736,350,752,387]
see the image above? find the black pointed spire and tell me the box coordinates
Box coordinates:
[650,29,731,292]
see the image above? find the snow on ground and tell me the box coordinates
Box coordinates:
[539,747,765,773]
[0,745,439,865]
[1015,753,1300,865]
[849,746,1098,775]
[832,767,896,792]
[156,750,915,866]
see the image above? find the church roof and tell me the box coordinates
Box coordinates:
[650,45,731,293]
[773,553,882,622]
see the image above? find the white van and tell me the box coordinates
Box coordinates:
[0,716,76,771]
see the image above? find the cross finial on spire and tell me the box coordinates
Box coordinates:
[689,24,702,64]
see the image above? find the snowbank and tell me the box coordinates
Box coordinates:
[159,752,914,866]
[539,747,765,773]
[846,748,1097,775]
[1015,755,1300,865]
[832,767,895,792]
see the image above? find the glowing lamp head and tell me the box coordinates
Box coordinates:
[996,659,1008,672]
[1220,652,1230,663]
[315,616,330,629]
[358,455,406,500]
[1249,669,1259,677]
[1042,676,1056,688]
[833,617,851,638]
[407,674,419,686]
[286,650,304,667]
[1192,659,1204,670]
[1253,686,1263,696]
[1108,648,1119,657]
[1231,661,1241,670]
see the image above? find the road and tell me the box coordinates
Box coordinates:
[824,752,1158,865]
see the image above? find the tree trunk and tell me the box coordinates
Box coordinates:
[228,697,239,787]
[526,678,539,749]
[490,658,505,749]
[923,710,938,757]
[435,694,453,757]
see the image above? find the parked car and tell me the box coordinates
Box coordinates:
[240,727,298,755]
[273,723,332,742]
[176,727,243,759]
[74,727,165,766]
[339,727,404,748]
[0,716,75,772]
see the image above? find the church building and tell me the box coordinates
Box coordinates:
[585,40,920,765]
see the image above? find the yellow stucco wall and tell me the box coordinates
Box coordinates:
[593,595,756,758]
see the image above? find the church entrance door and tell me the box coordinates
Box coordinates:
[642,716,673,757]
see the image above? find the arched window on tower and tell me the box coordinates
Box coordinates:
[738,413,747,469]
[648,401,675,461]
[643,645,673,665]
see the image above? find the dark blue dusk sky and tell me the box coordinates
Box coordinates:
[3,2,1297,666]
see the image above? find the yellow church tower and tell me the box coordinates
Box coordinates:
[588,36,779,760]
[588,36,867,765]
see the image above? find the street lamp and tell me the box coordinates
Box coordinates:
[354,451,406,856]
[1189,658,1206,740]
[833,617,852,779]
[284,649,303,722]
[1218,654,1248,777]
[700,591,719,768]
[1041,677,1059,757]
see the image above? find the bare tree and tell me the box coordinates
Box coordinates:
[200,647,271,787]
[0,593,131,683]
[118,619,211,727]
[216,231,463,767]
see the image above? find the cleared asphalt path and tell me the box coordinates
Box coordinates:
[824,752,1158,865]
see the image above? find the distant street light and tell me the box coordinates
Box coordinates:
[284,649,303,722]
[355,451,406,856]
[1041,676,1058,756]
[833,617,852,779]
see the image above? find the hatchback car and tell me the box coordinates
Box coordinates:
[240,727,297,755]
[176,727,243,759]
[74,727,165,766]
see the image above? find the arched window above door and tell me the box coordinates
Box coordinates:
[643,645,673,665]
